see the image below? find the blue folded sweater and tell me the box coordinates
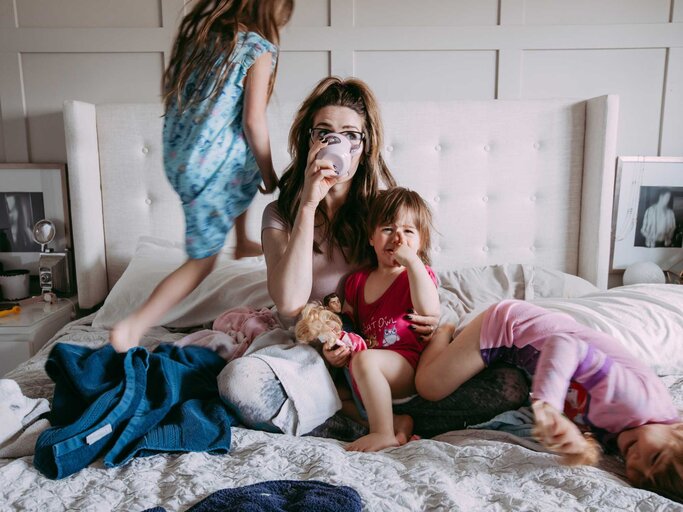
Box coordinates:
[144,480,363,512]
[34,342,235,479]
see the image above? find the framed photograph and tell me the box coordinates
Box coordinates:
[611,156,683,270]
[0,164,70,274]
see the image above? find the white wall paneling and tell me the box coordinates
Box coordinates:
[1,0,681,162]
[0,1,682,283]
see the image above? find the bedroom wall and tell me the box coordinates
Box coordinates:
[0,1,681,288]
[0,0,681,164]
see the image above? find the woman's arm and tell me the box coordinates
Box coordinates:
[243,52,277,193]
[262,140,339,316]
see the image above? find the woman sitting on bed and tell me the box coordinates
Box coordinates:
[415,299,683,500]
[220,76,530,437]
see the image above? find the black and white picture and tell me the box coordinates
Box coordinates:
[634,187,683,249]
[0,192,45,252]
[612,157,683,270]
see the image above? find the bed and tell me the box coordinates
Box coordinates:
[1,95,682,511]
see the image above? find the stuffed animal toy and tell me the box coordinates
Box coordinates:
[294,302,366,353]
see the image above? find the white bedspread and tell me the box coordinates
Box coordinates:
[1,288,682,511]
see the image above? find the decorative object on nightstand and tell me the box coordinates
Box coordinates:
[32,218,75,299]
[622,261,666,285]
[0,297,76,377]
[0,269,31,300]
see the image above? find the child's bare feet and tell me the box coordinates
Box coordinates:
[234,239,263,259]
[345,432,400,452]
[110,318,144,353]
[394,414,414,445]
[532,401,601,466]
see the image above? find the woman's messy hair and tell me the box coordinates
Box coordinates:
[277,76,396,265]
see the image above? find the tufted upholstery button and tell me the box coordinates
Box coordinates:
[482,245,489,252]
[434,246,441,253]
[530,195,537,202]
[145,197,152,205]
[482,195,489,202]
[530,246,536,252]
[533,142,541,149]
[435,144,442,152]
[141,146,149,154]
[386,145,394,152]
[483,144,491,152]
[434,196,440,203]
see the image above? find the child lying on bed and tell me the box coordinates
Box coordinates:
[296,187,441,452]
[415,299,683,501]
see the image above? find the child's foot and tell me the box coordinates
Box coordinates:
[345,432,400,452]
[532,401,601,466]
[110,318,143,353]
[394,414,414,445]
[234,239,263,259]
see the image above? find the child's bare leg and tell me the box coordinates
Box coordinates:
[110,254,217,352]
[532,401,601,466]
[234,210,262,259]
[346,350,416,452]
[415,313,487,401]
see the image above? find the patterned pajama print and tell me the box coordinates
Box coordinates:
[163,32,277,259]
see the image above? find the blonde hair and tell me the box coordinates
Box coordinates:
[648,423,683,501]
[163,0,294,112]
[277,76,397,264]
[294,303,342,348]
[367,187,435,266]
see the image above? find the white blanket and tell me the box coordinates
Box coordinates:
[242,329,341,436]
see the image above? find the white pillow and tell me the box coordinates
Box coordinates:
[534,284,683,377]
[437,263,599,325]
[92,236,272,329]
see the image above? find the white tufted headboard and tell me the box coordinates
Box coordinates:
[64,96,618,309]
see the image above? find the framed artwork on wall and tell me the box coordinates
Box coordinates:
[0,163,70,274]
[611,156,683,271]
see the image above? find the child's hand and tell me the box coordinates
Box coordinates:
[393,242,420,267]
[322,343,351,367]
[258,170,279,194]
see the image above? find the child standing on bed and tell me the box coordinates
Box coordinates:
[110,0,294,352]
[323,187,441,452]
[415,299,683,500]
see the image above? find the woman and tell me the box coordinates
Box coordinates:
[221,76,529,438]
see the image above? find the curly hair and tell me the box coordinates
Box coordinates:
[294,302,342,348]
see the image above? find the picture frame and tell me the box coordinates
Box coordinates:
[0,163,71,274]
[611,156,683,271]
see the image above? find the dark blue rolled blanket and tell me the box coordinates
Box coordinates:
[144,480,362,512]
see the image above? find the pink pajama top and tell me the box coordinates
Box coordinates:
[480,300,680,440]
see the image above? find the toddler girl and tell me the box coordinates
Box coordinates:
[416,299,682,500]
[324,187,441,452]
[111,0,294,352]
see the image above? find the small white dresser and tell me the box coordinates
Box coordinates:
[0,298,75,377]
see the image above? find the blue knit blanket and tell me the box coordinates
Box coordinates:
[34,342,235,479]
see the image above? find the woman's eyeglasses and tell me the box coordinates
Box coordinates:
[309,128,365,143]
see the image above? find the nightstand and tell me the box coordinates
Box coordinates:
[0,298,76,377]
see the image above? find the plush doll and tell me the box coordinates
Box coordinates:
[294,302,366,353]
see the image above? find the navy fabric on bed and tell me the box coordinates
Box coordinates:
[143,480,362,512]
[34,342,234,479]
